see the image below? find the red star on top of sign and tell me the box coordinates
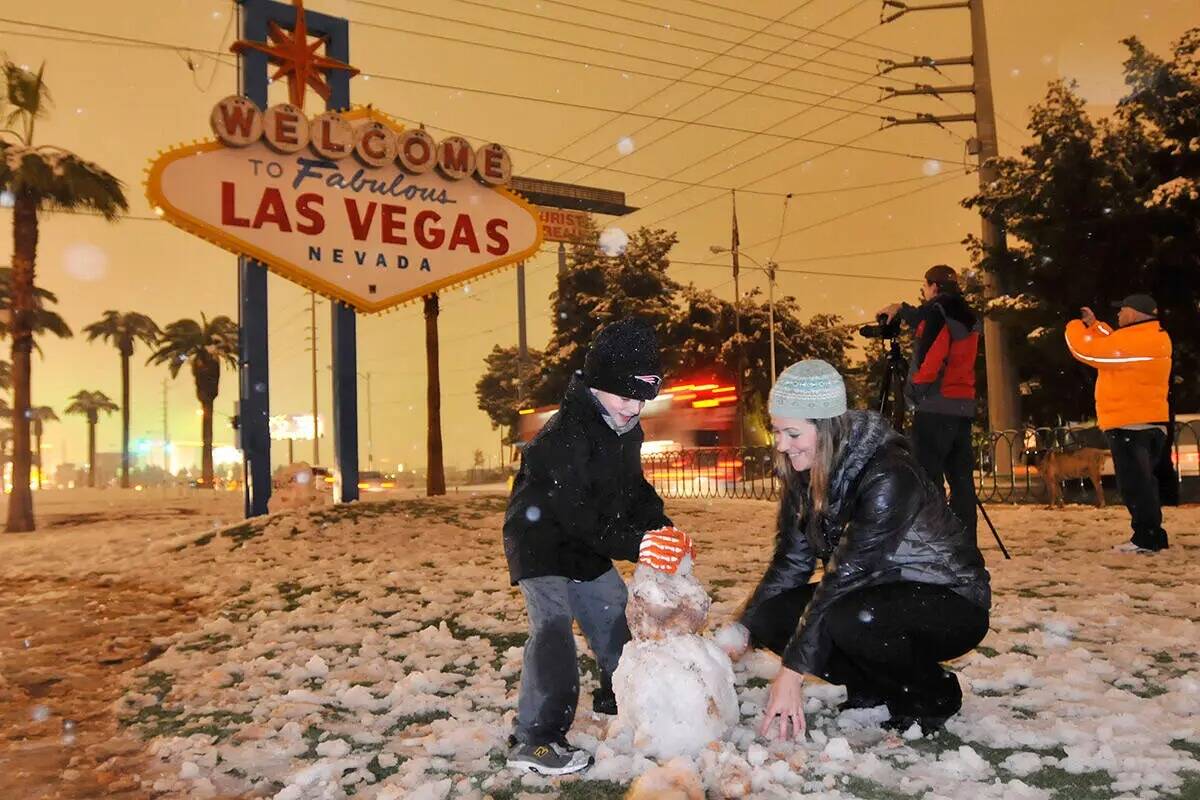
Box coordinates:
[230,0,360,109]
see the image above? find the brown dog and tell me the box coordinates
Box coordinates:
[1037,447,1108,507]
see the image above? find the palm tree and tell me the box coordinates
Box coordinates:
[1,61,126,531]
[83,312,161,489]
[147,315,238,488]
[29,406,58,490]
[65,391,118,488]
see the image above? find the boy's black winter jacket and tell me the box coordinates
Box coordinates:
[503,373,671,585]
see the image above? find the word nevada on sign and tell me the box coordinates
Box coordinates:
[146,97,543,313]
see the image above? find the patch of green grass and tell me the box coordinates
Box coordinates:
[383,710,451,737]
[557,781,630,799]
[177,710,254,741]
[192,532,216,547]
[1011,644,1036,657]
[1171,739,1200,758]
[709,578,738,588]
[976,645,1000,658]
[299,725,329,760]
[222,522,262,548]
[744,677,770,689]
[332,589,361,602]
[1152,651,1175,664]
[177,633,234,653]
[355,753,407,788]
[839,776,912,799]
[1010,624,1038,634]
[1168,772,1200,799]
[121,703,186,739]
[1021,766,1112,798]
[276,581,322,611]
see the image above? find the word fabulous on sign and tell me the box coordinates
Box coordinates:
[147,98,542,314]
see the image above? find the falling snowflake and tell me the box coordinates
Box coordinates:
[599,227,629,256]
[617,137,635,156]
[922,159,942,176]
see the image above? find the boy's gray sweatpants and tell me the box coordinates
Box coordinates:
[513,567,631,746]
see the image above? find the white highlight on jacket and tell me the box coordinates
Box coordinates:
[1065,323,1164,365]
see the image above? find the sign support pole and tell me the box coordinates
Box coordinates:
[237,0,272,517]
[321,8,359,504]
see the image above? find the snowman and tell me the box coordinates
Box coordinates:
[613,532,739,760]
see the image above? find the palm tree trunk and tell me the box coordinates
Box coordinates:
[201,400,214,488]
[424,293,445,496]
[120,352,131,488]
[87,420,96,488]
[5,191,38,532]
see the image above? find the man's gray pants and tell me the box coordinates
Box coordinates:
[513,568,631,746]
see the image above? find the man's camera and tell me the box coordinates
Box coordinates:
[859,312,902,339]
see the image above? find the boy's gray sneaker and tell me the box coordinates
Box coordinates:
[506,740,593,776]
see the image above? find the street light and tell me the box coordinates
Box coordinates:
[709,245,780,381]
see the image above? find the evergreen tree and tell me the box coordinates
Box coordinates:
[963,28,1200,424]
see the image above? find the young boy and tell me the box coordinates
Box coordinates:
[502,318,694,775]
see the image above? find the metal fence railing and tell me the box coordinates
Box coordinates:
[643,420,1200,504]
[641,446,780,500]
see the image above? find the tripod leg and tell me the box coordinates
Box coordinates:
[975,497,1011,559]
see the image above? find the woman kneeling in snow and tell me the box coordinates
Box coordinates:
[719,360,991,738]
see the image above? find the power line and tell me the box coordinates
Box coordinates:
[0,17,233,60]
[0,16,962,164]
[615,0,915,60]
[349,0,929,94]
[394,112,949,197]
[521,1,821,177]
[343,4,928,129]
[744,169,970,253]
[552,0,874,185]
[522,0,911,78]
[562,9,934,221]
[358,69,959,163]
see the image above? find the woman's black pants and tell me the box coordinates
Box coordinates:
[744,582,989,718]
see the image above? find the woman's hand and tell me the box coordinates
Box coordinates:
[714,622,750,661]
[759,667,807,741]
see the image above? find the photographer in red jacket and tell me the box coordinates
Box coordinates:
[879,265,981,544]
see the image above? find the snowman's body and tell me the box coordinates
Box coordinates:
[613,557,738,759]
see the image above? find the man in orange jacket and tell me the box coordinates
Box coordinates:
[1065,294,1173,552]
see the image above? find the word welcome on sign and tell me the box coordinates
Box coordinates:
[147,101,542,313]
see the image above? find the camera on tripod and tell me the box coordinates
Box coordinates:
[859,312,902,340]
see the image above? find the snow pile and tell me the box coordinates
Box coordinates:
[8,492,1200,798]
[625,756,705,800]
[267,463,326,513]
[614,557,738,759]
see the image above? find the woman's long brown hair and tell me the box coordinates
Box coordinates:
[775,413,850,521]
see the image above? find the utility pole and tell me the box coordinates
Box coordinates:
[516,261,528,405]
[358,371,374,469]
[730,190,745,447]
[878,0,1021,442]
[308,292,320,464]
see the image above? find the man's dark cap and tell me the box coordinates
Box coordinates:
[1111,294,1157,315]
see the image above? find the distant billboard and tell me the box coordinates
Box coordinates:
[269,414,324,441]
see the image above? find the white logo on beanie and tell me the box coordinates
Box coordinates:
[633,375,662,387]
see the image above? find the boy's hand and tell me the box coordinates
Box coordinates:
[638,527,696,574]
[1080,306,1096,327]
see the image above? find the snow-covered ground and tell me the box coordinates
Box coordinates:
[1,491,1197,800]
